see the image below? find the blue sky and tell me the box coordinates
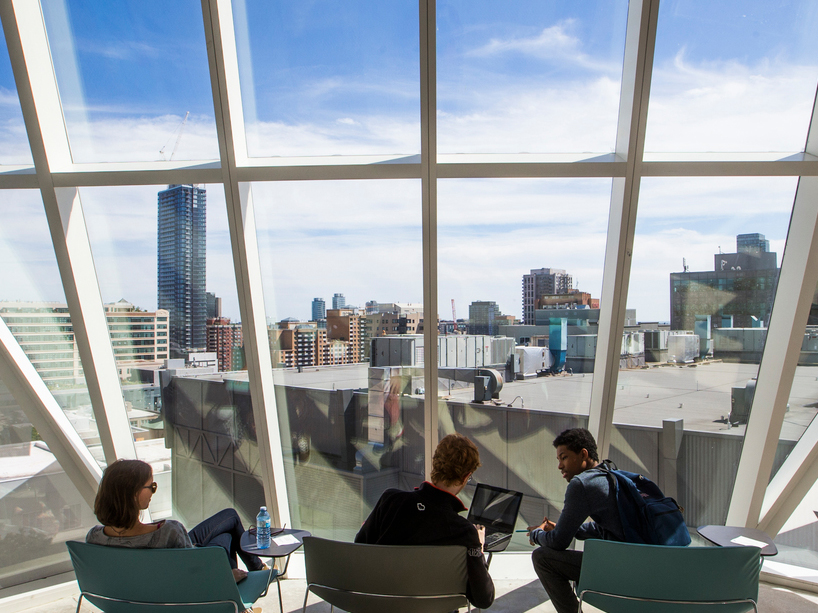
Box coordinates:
[1,1,817,324]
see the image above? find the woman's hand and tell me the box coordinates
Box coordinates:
[232,568,248,583]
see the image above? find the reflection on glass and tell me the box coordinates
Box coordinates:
[253,180,424,538]
[774,281,818,569]
[40,1,218,163]
[0,377,97,589]
[0,194,98,587]
[0,20,33,165]
[438,0,628,154]
[0,190,105,452]
[612,176,794,531]
[235,0,420,157]
[646,0,818,152]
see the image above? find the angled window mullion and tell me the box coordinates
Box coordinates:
[420,0,439,477]
[0,317,102,508]
[728,85,818,530]
[201,0,290,528]
[1,0,138,467]
[588,0,659,458]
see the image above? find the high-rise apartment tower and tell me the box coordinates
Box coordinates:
[158,184,207,358]
[312,297,326,321]
[522,268,573,325]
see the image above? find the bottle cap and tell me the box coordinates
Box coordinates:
[260,506,267,511]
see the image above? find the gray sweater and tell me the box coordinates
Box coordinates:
[86,520,192,549]
[532,468,624,550]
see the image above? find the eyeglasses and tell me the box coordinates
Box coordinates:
[467,475,473,482]
[143,482,158,494]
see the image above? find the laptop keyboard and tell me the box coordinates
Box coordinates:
[483,531,510,550]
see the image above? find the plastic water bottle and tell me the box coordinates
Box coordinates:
[256,506,271,549]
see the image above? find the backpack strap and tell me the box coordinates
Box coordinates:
[599,459,618,471]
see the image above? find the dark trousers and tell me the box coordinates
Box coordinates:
[532,546,583,613]
[188,508,264,571]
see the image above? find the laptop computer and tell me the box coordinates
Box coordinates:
[466,483,524,553]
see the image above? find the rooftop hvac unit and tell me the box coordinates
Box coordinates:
[473,368,503,402]
[668,334,699,363]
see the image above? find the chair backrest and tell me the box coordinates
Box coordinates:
[577,539,762,613]
[302,536,469,613]
[66,541,244,613]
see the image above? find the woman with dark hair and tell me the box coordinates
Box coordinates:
[86,459,265,583]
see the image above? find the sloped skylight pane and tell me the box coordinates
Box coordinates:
[645,0,818,152]
[41,0,219,163]
[437,0,628,154]
[0,19,33,164]
[234,0,420,157]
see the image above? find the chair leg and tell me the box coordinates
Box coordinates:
[75,593,84,613]
[277,578,283,613]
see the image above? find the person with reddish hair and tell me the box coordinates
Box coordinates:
[86,459,265,583]
[355,433,495,609]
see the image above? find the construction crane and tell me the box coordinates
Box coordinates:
[159,111,189,161]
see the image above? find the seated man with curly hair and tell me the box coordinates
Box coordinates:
[355,433,495,609]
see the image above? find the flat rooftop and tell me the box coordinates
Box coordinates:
[214,361,818,442]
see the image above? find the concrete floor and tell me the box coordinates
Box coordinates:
[5,552,818,613]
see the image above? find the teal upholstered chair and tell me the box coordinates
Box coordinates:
[67,541,276,613]
[302,536,471,613]
[577,539,762,612]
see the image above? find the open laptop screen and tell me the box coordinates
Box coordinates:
[466,483,523,534]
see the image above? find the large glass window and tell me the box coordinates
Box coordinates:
[438,178,609,550]
[3,0,818,597]
[253,179,424,539]
[41,0,218,163]
[613,176,796,529]
[645,0,818,153]
[0,191,106,458]
[437,0,628,154]
[234,1,420,158]
[81,183,244,524]
[0,191,101,587]
[0,377,97,589]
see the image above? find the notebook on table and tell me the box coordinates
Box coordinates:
[466,483,524,553]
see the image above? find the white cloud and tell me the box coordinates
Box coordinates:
[469,20,620,75]
[0,88,21,106]
[64,113,220,163]
[77,39,162,61]
[244,115,419,157]
[645,52,818,152]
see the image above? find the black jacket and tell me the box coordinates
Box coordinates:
[355,481,495,609]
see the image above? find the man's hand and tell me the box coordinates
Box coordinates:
[527,516,556,532]
[526,516,556,545]
[475,524,486,547]
[232,568,248,583]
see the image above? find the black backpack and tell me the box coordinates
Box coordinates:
[598,460,691,547]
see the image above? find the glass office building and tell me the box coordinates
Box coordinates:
[1,0,818,599]
[157,184,208,359]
